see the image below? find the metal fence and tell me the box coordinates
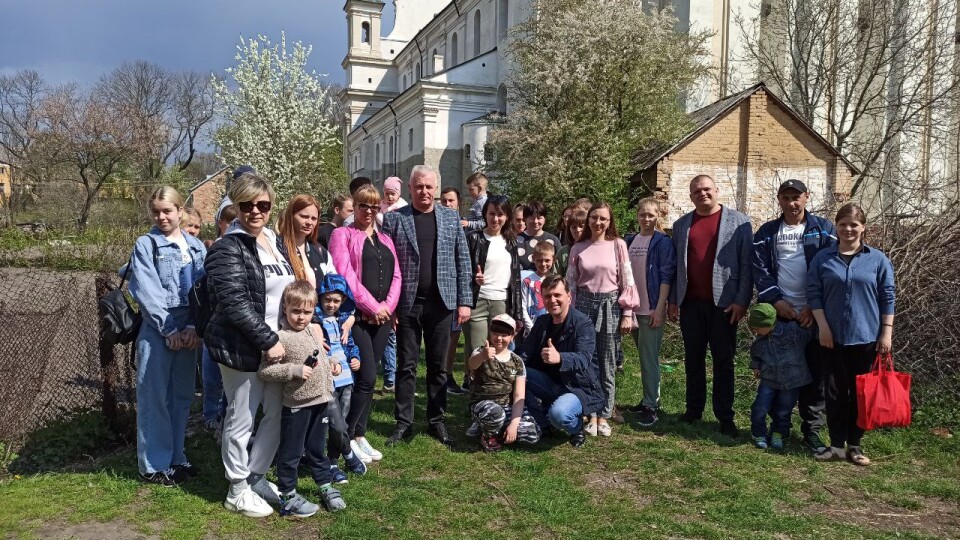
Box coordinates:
[0,268,136,451]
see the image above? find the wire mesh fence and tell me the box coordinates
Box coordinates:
[0,267,137,456]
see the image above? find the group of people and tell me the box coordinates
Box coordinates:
[124,165,896,519]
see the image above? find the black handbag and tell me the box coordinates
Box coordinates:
[99,237,157,345]
[99,257,142,345]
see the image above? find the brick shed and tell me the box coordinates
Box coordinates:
[187,166,229,225]
[631,83,859,227]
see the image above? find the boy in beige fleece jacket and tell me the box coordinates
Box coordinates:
[258,281,346,517]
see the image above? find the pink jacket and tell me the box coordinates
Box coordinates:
[329,225,402,317]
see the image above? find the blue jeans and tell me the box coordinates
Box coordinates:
[750,383,800,439]
[525,367,583,435]
[201,346,226,423]
[136,315,196,475]
[382,329,397,386]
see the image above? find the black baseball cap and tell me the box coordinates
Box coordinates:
[777,179,807,194]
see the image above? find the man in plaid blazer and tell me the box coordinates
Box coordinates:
[668,174,753,438]
[381,165,473,447]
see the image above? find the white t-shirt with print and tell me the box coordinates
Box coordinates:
[257,229,296,331]
[775,222,807,310]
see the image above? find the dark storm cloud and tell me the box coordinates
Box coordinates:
[0,0,395,85]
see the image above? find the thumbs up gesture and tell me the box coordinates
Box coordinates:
[474,264,485,285]
[542,338,560,365]
[483,339,496,360]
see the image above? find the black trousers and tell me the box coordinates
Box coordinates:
[276,402,332,495]
[822,342,875,448]
[395,296,455,428]
[679,299,738,422]
[348,320,391,438]
[798,337,826,436]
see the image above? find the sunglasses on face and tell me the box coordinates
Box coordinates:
[238,200,272,214]
[357,203,380,213]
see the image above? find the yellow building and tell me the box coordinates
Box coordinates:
[0,161,11,208]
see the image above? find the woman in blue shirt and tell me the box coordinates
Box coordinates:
[807,203,895,466]
[129,186,206,486]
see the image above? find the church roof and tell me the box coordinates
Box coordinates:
[633,82,860,175]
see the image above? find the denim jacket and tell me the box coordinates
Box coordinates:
[625,231,677,310]
[748,320,814,390]
[129,227,206,336]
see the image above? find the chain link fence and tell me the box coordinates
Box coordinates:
[0,266,137,462]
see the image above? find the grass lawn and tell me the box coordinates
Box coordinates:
[1,330,958,539]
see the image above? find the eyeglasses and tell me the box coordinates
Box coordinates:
[237,200,272,214]
[357,203,380,213]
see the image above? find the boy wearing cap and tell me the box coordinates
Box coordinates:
[380,177,409,214]
[752,179,836,454]
[748,303,814,450]
[466,313,542,452]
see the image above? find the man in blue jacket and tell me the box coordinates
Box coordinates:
[752,179,836,454]
[521,275,602,448]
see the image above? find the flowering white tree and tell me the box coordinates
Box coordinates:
[489,0,710,223]
[213,33,344,205]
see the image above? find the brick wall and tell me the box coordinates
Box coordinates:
[657,88,854,226]
[189,171,228,225]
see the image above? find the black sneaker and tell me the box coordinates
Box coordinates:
[678,411,701,424]
[636,406,658,427]
[719,420,740,438]
[446,382,465,395]
[802,432,828,454]
[173,461,200,478]
[569,430,586,448]
[626,403,647,414]
[140,468,188,487]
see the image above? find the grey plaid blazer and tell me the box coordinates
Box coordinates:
[670,206,754,308]
[382,204,474,314]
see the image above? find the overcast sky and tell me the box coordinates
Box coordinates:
[0,0,396,87]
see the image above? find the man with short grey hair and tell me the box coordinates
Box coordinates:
[381,165,473,447]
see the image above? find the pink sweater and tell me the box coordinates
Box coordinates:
[329,225,402,317]
[566,239,632,316]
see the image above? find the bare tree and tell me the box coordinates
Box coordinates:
[96,61,214,180]
[31,86,139,231]
[734,0,960,215]
[0,70,50,189]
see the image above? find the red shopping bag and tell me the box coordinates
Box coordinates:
[856,353,912,430]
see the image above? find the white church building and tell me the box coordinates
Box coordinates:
[341,0,958,212]
[340,0,763,194]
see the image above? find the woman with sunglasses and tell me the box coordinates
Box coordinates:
[330,184,402,463]
[464,196,524,375]
[205,173,296,518]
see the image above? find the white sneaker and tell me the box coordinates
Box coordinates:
[250,477,282,505]
[357,437,383,461]
[597,422,612,437]
[350,439,373,464]
[224,486,273,518]
[585,421,598,437]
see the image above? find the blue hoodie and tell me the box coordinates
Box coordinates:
[317,274,360,388]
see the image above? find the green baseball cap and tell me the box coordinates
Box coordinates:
[748,303,777,329]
